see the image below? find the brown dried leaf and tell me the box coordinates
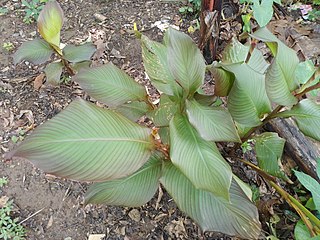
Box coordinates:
[34,73,45,90]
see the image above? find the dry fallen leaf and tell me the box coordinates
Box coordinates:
[34,73,45,90]
[0,196,9,208]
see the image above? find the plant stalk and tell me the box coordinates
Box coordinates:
[269,181,320,231]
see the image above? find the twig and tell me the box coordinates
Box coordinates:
[19,207,45,224]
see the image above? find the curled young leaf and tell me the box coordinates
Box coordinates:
[166,28,206,96]
[251,27,299,106]
[37,0,64,52]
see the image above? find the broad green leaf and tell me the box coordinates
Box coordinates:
[166,28,206,95]
[147,94,178,127]
[208,63,235,96]
[252,0,273,27]
[141,35,182,97]
[276,99,320,141]
[233,174,252,200]
[294,170,320,212]
[37,0,63,52]
[248,48,270,74]
[251,27,299,106]
[295,60,316,85]
[222,38,249,63]
[266,59,298,106]
[85,151,163,206]
[253,132,287,179]
[13,38,54,64]
[73,63,147,107]
[305,197,317,211]
[186,99,240,142]
[71,61,91,73]
[224,63,272,127]
[9,99,154,182]
[116,101,150,122]
[294,220,320,240]
[169,114,232,200]
[160,162,261,238]
[158,127,170,145]
[193,91,219,106]
[63,43,96,62]
[44,61,63,85]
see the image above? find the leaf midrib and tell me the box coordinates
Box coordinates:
[41,138,151,144]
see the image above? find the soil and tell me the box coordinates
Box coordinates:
[0,0,319,240]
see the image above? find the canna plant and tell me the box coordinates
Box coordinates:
[8,0,320,238]
[14,0,96,85]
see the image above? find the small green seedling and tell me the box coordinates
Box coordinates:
[0,177,8,188]
[0,178,26,240]
[0,7,8,15]
[21,0,48,24]
[14,0,96,85]
[3,42,14,51]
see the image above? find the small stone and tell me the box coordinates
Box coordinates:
[128,209,141,222]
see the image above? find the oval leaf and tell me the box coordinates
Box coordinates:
[266,58,298,106]
[167,28,206,95]
[147,94,178,127]
[186,99,240,142]
[63,43,96,62]
[116,101,150,122]
[73,63,147,107]
[251,27,299,106]
[44,61,63,85]
[252,0,273,27]
[37,0,63,51]
[225,63,272,127]
[8,99,154,182]
[141,35,182,97]
[222,38,249,63]
[253,132,287,179]
[277,99,320,141]
[13,38,54,64]
[169,114,232,200]
[160,162,261,239]
[85,151,163,207]
[294,170,320,212]
[208,63,235,96]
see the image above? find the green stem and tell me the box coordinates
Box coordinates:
[269,181,320,230]
[241,105,283,142]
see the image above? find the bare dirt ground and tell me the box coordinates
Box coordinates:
[1,0,320,239]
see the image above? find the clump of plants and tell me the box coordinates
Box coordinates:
[8,0,320,238]
[0,177,26,240]
[14,0,96,85]
[179,0,201,15]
